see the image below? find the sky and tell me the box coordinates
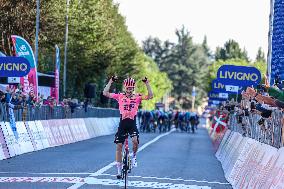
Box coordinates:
[113,0,270,60]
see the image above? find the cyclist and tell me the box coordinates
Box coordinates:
[189,112,197,133]
[184,111,191,132]
[103,76,153,179]
[178,111,185,131]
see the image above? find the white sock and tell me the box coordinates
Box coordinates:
[116,162,122,174]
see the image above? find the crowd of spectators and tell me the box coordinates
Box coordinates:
[0,84,85,118]
[211,75,284,147]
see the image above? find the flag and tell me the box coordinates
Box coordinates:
[51,45,60,103]
[11,35,38,98]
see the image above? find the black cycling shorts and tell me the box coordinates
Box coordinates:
[114,117,139,144]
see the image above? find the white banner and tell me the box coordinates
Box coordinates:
[225,85,239,92]
[219,93,229,99]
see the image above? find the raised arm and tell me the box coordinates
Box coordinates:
[103,76,117,98]
[142,77,153,100]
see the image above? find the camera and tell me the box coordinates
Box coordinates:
[275,74,281,85]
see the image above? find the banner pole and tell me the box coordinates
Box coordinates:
[63,0,70,97]
[35,0,40,65]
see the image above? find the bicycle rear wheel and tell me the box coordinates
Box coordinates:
[123,154,128,188]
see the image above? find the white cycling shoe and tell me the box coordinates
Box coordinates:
[116,163,122,179]
[132,156,138,168]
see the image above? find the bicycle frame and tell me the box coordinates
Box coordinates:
[121,136,132,188]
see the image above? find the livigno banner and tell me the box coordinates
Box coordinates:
[211,79,242,94]
[11,35,38,98]
[0,57,30,77]
[216,65,261,86]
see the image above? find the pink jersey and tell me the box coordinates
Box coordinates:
[109,93,143,120]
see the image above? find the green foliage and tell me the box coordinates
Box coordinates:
[133,53,172,110]
[215,39,250,61]
[0,0,172,109]
[143,27,211,109]
[255,47,266,63]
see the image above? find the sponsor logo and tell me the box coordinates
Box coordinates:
[20,45,26,51]
[219,71,259,81]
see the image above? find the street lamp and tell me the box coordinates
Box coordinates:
[63,0,70,97]
[35,0,40,65]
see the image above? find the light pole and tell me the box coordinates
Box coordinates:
[63,0,70,97]
[35,0,40,65]
[191,86,196,112]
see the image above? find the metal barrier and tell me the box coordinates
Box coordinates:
[0,103,120,122]
[228,110,283,148]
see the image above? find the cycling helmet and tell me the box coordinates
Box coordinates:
[123,77,135,88]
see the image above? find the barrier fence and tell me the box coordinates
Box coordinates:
[228,110,283,148]
[0,103,120,161]
[0,103,120,122]
[206,109,284,188]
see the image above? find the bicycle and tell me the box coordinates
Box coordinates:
[120,136,132,188]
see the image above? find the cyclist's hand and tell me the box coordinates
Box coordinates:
[111,76,118,82]
[142,77,148,83]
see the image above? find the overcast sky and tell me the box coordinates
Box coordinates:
[113,0,270,60]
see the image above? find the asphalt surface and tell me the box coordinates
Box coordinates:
[0,119,232,189]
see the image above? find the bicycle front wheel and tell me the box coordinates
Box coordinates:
[124,161,128,188]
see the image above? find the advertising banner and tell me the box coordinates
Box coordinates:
[11,35,38,98]
[269,0,284,85]
[0,57,30,77]
[217,65,261,86]
[208,91,228,99]
[212,79,242,94]
[51,45,60,103]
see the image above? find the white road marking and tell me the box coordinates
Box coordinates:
[0,172,92,175]
[99,173,231,185]
[0,172,230,185]
[0,176,212,189]
[67,129,175,189]
[85,177,212,189]
[0,177,83,184]
[0,129,231,188]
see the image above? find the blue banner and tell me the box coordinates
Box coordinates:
[208,91,228,99]
[208,98,227,102]
[270,0,284,85]
[55,45,60,72]
[211,79,242,94]
[217,65,261,86]
[0,57,30,77]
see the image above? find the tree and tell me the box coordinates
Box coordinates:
[0,0,65,56]
[202,35,212,59]
[255,47,266,63]
[215,39,250,61]
[143,26,211,109]
[0,0,173,109]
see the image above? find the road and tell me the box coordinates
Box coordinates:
[0,120,232,189]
